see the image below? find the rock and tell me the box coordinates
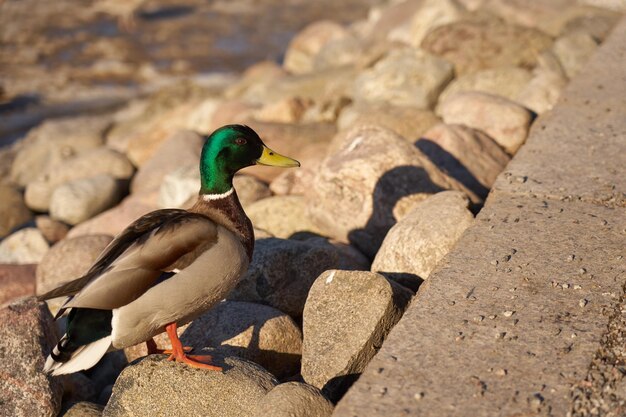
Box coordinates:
[312,35,363,71]
[421,17,553,75]
[233,175,272,208]
[353,48,454,109]
[253,97,312,124]
[416,123,511,198]
[36,234,113,296]
[301,96,352,124]
[229,237,365,318]
[210,100,261,129]
[302,270,412,400]
[283,20,350,74]
[35,216,69,244]
[407,0,467,46]
[0,264,36,305]
[294,236,371,272]
[307,125,478,258]
[10,116,108,187]
[62,402,104,417]
[0,228,49,264]
[49,175,126,226]
[337,103,440,142]
[439,67,533,103]
[269,165,317,196]
[0,183,32,238]
[438,92,533,155]
[364,0,426,41]
[247,196,323,239]
[516,51,568,114]
[131,130,205,196]
[62,373,98,408]
[185,97,222,133]
[103,355,277,417]
[24,147,134,212]
[124,301,302,380]
[0,297,62,417]
[66,193,158,239]
[561,11,621,42]
[252,382,334,417]
[371,191,474,290]
[225,61,287,102]
[553,31,598,79]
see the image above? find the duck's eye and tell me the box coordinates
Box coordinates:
[235,138,247,145]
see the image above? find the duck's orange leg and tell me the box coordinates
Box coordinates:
[145,337,191,355]
[164,322,222,371]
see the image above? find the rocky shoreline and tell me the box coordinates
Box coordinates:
[0,0,623,416]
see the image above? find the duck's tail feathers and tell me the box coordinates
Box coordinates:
[43,335,113,376]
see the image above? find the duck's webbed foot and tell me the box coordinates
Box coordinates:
[163,322,222,371]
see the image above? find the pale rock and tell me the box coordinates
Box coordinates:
[253,382,334,417]
[312,35,363,71]
[408,0,467,46]
[36,234,113,296]
[561,11,621,42]
[63,402,104,417]
[35,216,69,244]
[0,228,49,264]
[439,67,533,103]
[50,175,126,225]
[225,61,287,102]
[553,31,598,79]
[131,130,204,196]
[10,116,108,187]
[353,48,454,109]
[284,21,350,74]
[0,297,62,417]
[24,147,134,212]
[261,67,357,104]
[307,125,479,258]
[229,237,367,318]
[301,96,352,124]
[337,103,440,141]
[372,191,474,290]
[233,175,272,208]
[516,52,568,114]
[103,355,277,417]
[269,165,317,196]
[438,92,533,155]
[247,195,322,239]
[0,183,32,238]
[421,17,553,75]
[253,97,312,124]
[66,192,159,239]
[210,100,261,130]
[364,0,426,41]
[302,270,412,400]
[0,264,36,305]
[185,97,222,133]
[417,123,511,198]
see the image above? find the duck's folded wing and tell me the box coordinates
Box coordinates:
[38,209,218,311]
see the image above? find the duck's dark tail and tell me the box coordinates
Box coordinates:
[44,308,113,376]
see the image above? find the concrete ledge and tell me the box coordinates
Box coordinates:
[333,16,626,417]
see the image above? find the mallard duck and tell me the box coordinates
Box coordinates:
[40,125,300,375]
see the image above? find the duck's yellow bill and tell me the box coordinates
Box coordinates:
[256,145,300,168]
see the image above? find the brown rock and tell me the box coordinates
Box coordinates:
[371,191,474,290]
[417,123,511,198]
[35,216,69,244]
[252,382,334,417]
[0,297,62,417]
[421,17,553,75]
[0,183,32,239]
[36,234,113,296]
[224,61,287,102]
[0,264,36,305]
[253,97,312,124]
[302,270,412,400]
[269,164,318,196]
[438,67,533,103]
[284,20,350,74]
[62,402,104,417]
[438,92,533,155]
[103,354,277,417]
[247,195,322,239]
[233,175,272,209]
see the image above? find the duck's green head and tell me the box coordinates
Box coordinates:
[200,124,300,194]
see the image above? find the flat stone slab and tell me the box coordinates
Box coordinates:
[334,16,626,417]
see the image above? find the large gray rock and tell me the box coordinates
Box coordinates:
[36,234,113,296]
[438,92,533,155]
[24,147,134,212]
[0,183,32,238]
[302,270,412,400]
[371,191,474,290]
[553,31,598,79]
[252,382,334,417]
[247,195,323,239]
[0,228,49,264]
[416,123,511,198]
[49,175,126,225]
[0,297,62,417]
[438,67,533,104]
[353,48,454,109]
[307,125,478,258]
[124,301,302,380]
[337,103,440,142]
[229,237,366,318]
[103,354,277,417]
[283,20,350,74]
[421,17,553,75]
[10,116,108,187]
